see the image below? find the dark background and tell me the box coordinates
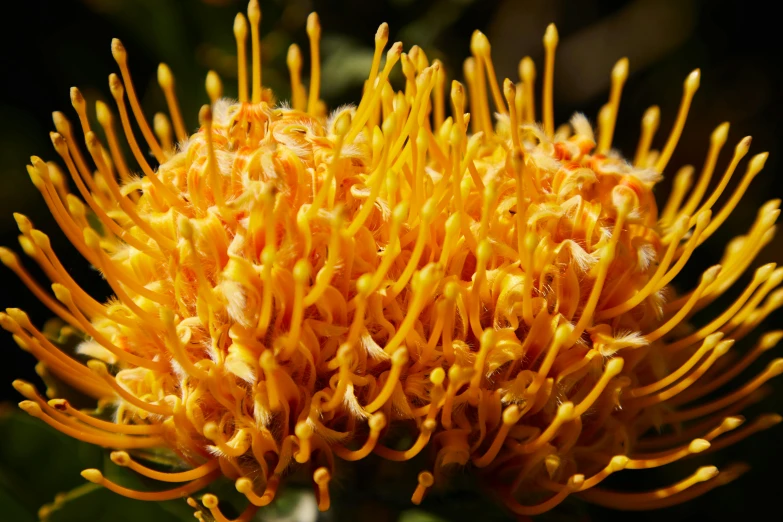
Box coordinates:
[0,0,781,521]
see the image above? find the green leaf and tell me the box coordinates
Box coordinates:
[0,485,36,522]
[399,509,449,522]
[0,408,195,522]
[43,482,186,522]
[0,407,103,511]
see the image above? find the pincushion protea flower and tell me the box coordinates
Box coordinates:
[2,0,781,519]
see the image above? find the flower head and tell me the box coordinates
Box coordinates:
[3,1,781,518]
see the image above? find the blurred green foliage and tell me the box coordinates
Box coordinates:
[0,408,183,521]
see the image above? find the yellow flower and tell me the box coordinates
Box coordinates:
[2,0,781,519]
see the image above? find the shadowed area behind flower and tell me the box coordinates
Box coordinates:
[4,1,777,512]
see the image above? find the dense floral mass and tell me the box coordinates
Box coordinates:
[2,0,782,519]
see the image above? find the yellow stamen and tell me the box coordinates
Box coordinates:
[154,112,174,155]
[87,360,173,415]
[634,105,660,167]
[642,265,720,343]
[697,152,768,245]
[624,439,711,469]
[157,63,188,142]
[19,401,162,449]
[433,60,446,131]
[631,340,733,409]
[374,419,437,461]
[519,56,536,123]
[573,358,624,416]
[346,44,402,142]
[474,405,521,467]
[306,13,321,115]
[0,248,78,328]
[111,451,218,482]
[411,471,434,505]
[598,58,629,153]
[596,214,692,321]
[468,34,492,138]
[108,74,183,208]
[504,474,584,516]
[313,467,331,511]
[365,349,408,412]
[704,414,782,454]
[235,475,279,507]
[234,13,249,102]
[667,358,783,423]
[199,494,259,522]
[681,331,783,404]
[84,132,175,251]
[631,332,724,398]
[51,112,105,205]
[678,122,730,217]
[69,87,91,133]
[542,24,558,138]
[655,70,700,173]
[471,31,507,117]
[94,100,135,186]
[578,466,719,509]
[50,399,162,435]
[511,402,575,455]
[666,263,774,354]
[504,79,522,152]
[659,165,694,226]
[247,0,262,103]
[81,468,218,501]
[286,44,304,111]
[111,39,165,162]
[333,413,386,461]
